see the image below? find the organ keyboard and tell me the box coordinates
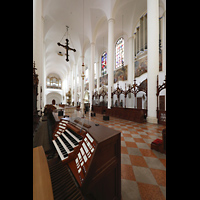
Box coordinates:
[34,115,121,200]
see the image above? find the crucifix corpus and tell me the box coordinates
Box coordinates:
[57,38,76,62]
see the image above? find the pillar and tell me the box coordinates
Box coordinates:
[89,42,95,110]
[162,11,166,111]
[74,63,78,106]
[107,18,115,109]
[147,0,159,124]
[96,61,100,93]
[80,56,85,114]
[33,0,44,112]
[128,36,134,84]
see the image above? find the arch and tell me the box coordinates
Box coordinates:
[46,92,62,105]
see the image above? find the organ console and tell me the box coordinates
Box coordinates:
[33,115,121,200]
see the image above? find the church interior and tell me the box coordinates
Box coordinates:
[33,0,166,199]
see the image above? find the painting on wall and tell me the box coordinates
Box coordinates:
[135,56,147,78]
[135,51,162,78]
[100,74,108,87]
[114,65,128,83]
[159,50,162,71]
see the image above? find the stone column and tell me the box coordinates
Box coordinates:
[33,0,44,111]
[96,61,100,93]
[147,0,159,124]
[80,56,85,114]
[162,11,166,111]
[89,42,95,110]
[74,63,78,106]
[107,18,115,109]
[128,36,133,84]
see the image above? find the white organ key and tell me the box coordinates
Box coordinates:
[78,152,84,166]
[62,133,76,148]
[62,120,68,124]
[85,134,94,152]
[52,140,65,161]
[80,147,88,163]
[91,146,94,153]
[83,154,88,163]
[86,133,94,143]
[78,152,82,162]
[80,147,84,156]
[82,142,88,154]
[75,158,79,166]
[56,131,61,135]
[75,158,81,173]
[57,137,71,154]
[65,129,80,143]
[59,122,66,126]
[83,142,91,158]
[59,125,65,129]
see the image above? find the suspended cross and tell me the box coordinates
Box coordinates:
[57,26,76,62]
[57,38,76,62]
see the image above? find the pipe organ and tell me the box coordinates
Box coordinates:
[33,115,121,200]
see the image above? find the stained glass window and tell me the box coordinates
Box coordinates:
[115,37,124,69]
[101,51,107,76]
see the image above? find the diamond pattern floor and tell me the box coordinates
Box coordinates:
[85,112,166,200]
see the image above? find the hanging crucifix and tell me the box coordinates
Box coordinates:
[57,26,76,62]
[57,39,76,62]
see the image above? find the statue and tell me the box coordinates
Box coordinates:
[66,88,72,105]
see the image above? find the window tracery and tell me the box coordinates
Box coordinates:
[101,51,107,76]
[115,37,124,69]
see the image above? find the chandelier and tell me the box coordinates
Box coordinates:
[57,26,76,62]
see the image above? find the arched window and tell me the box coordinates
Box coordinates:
[115,37,124,69]
[101,51,107,76]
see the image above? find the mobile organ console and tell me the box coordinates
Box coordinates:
[33,116,121,200]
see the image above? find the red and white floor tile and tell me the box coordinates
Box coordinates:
[86,113,166,200]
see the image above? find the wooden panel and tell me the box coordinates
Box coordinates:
[92,105,107,114]
[106,107,147,123]
[33,146,54,200]
[158,110,166,125]
[137,97,142,109]
[159,95,165,111]
[81,133,121,200]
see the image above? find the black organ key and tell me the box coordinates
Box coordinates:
[55,139,68,157]
[60,135,74,152]
[67,128,83,140]
[63,131,79,146]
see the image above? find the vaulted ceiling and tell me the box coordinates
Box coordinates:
[43,0,165,81]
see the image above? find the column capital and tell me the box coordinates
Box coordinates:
[127,36,134,42]
[108,18,115,23]
[91,42,95,45]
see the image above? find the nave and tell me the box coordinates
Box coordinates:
[33,110,166,200]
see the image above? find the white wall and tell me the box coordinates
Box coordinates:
[45,89,63,105]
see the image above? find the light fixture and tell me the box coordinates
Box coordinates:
[57,26,76,62]
[57,51,63,56]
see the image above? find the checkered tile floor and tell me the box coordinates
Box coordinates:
[85,112,166,200]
